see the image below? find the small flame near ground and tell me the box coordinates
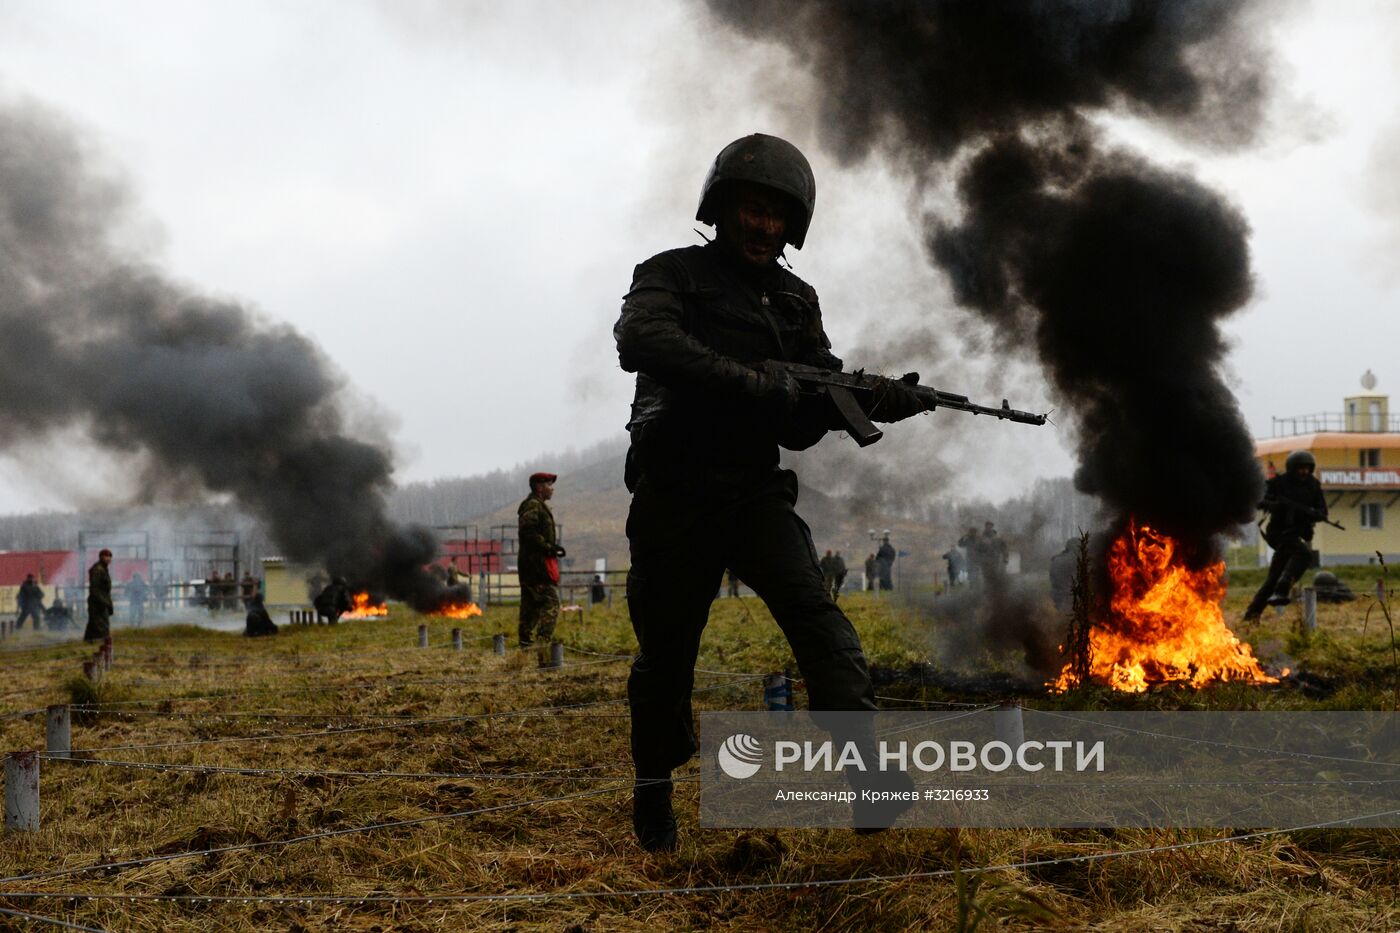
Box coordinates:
[432,600,483,619]
[343,592,389,620]
[1053,520,1279,693]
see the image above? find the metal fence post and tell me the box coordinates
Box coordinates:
[1301,587,1317,632]
[452,628,463,651]
[549,641,564,669]
[994,701,1024,748]
[45,706,70,760]
[493,633,506,656]
[417,624,429,648]
[763,671,794,711]
[4,751,39,832]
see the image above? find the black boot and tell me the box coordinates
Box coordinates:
[632,777,677,852]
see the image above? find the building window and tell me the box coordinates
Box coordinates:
[1361,503,1383,529]
[1361,448,1381,468]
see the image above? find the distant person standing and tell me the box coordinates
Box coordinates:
[958,527,982,586]
[831,551,847,601]
[447,556,473,602]
[517,471,564,649]
[126,572,150,627]
[876,536,896,590]
[15,573,44,631]
[240,571,258,609]
[864,554,877,591]
[818,550,837,599]
[84,548,114,643]
[152,572,169,613]
[941,546,965,589]
[726,569,741,598]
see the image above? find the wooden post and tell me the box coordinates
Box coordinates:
[479,571,489,610]
[1301,587,1317,632]
[4,751,39,832]
[994,701,1025,748]
[451,628,463,651]
[417,624,429,648]
[45,706,70,760]
[493,633,506,656]
[103,636,114,664]
[82,659,98,682]
[550,640,564,669]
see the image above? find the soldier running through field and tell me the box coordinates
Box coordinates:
[1244,450,1329,621]
[517,471,564,649]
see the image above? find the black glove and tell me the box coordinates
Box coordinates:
[748,361,801,416]
[867,373,926,423]
[551,545,567,558]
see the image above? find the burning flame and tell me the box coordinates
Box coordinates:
[432,600,483,619]
[343,591,389,620]
[1054,520,1277,693]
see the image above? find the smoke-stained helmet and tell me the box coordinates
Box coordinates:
[1284,450,1317,473]
[696,133,816,249]
[1313,570,1339,587]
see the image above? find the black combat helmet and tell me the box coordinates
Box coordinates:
[1313,570,1339,587]
[1284,450,1317,473]
[696,133,816,249]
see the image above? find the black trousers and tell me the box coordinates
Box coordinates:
[1245,536,1312,617]
[625,468,876,777]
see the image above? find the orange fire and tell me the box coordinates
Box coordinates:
[1053,520,1278,693]
[432,600,483,619]
[342,591,389,620]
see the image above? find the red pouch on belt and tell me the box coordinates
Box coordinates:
[545,556,560,584]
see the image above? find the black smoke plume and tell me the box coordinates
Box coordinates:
[705,0,1269,557]
[0,99,466,611]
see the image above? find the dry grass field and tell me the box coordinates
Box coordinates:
[0,587,1396,932]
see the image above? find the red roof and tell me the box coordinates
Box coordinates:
[0,551,149,586]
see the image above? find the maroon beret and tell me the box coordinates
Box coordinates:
[529,472,558,485]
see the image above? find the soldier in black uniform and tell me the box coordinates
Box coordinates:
[615,133,924,850]
[15,574,44,631]
[1244,450,1328,621]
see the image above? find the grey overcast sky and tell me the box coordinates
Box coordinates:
[0,0,1396,514]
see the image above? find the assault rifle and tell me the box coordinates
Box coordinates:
[1259,497,1345,532]
[766,361,1048,447]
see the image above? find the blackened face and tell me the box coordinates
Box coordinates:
[718,183,790,267]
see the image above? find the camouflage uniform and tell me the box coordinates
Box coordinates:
[517,492,561,647]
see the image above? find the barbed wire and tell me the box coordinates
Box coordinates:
[55,675,759,754]
[0,904,107,932]
[37,756,640,782]
[873,694,1003,708]
[0,779,647,885]
[1,806,1395,905]
[1027,708,1400,770]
